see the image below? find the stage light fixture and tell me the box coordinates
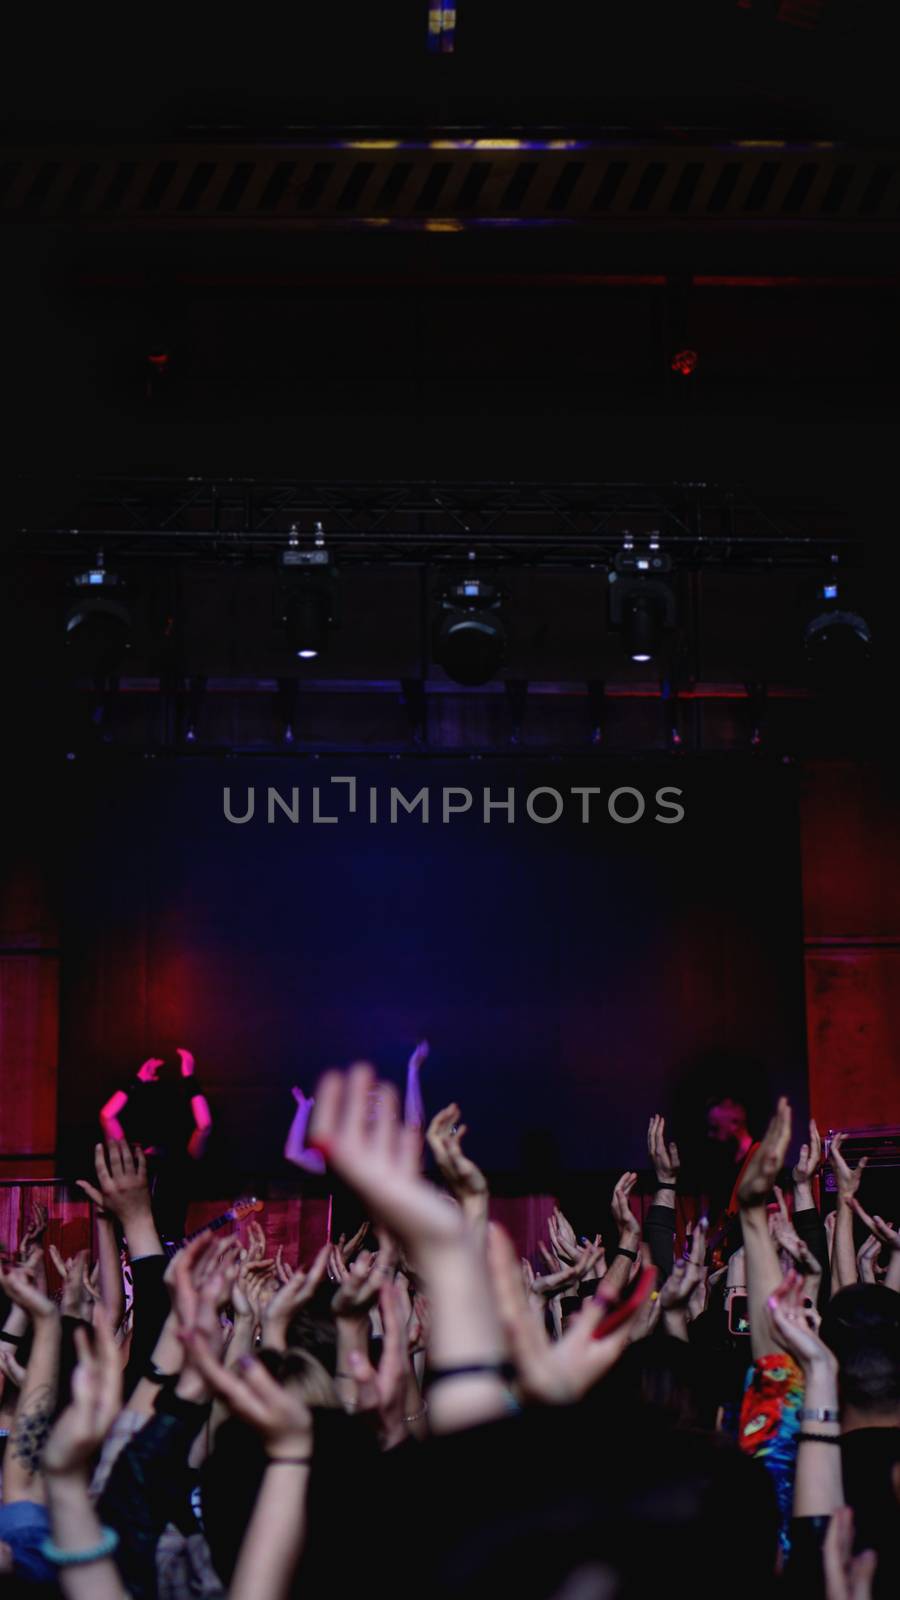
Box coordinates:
[608,540,675,664]
[278,522,337,662]
[803,603,872,683]
[433,575,506,686]
[64,552,132,673]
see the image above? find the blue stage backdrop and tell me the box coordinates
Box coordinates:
[57,756,807,1182]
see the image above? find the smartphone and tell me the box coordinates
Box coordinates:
[591,1263,658,1339]
[727,1292,751,1336]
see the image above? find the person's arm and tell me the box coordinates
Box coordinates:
[94,1212,125,1333]
[99,1235,238,1600]
[230,1458,310,1600]
[791,1118,822,1217]
[404,1039,430,1134]
[601,1171,642,1301]
[425,1102,490,1228]
[284,1087,327,1175]
[99,1090,128,1144]
[0,1267,61,1503]
[176,1048,212,1160]
[766,1273,843,1519]
[737,1097,793,1361]
[77,1142,168,1396]
[659,1219,708,1342]
[41,1309,127,1600]
[179,1335,315,1600]
[645,1114,680,1282]
[828,1134,868,1293]
[259,1246,330,1355]
[187,1095,212,1160]
[849,1201,900,1294]
[77,1141,163,1264]
[310,1064,509,1435]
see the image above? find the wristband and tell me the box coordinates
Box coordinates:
[656,1182,677,1190]
[798,1407,840,1424]
[424,1361,513,1391]
[0,1331,23,1346]
[41,1527,119,1567]
[615,1247,638,1262]
[144,1360,179,1387]
[798,1432,842,1445]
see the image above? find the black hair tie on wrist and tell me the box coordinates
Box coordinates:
[615,1247,639,1262]
[424,1361,514,1391]
[656,1182,677,1190]
[144,1361,179,1387]
[798,1432,842,1446]
[0,1331,23,1346]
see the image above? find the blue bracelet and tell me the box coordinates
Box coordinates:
[40,1526,119,1567]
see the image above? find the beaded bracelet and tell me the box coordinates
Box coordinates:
[798,1432,842,1445]
[41,1526,119,1568]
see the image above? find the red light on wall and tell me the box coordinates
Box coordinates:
[670,348,698,376]
[147,352,170,370]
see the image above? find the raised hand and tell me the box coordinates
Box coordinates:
[849,1198,900,1253]
[425,1103,489,1221]
[792,1118,822,1189]
[184,1336,314,1461]
[647,1115,680,1186]
[489,1224,653,1405]
[0,1261,57,1322]
[170,1233,242,1348]
[769,1186,822,1287]
[828,1133,868,1202]
[42,1306,122,1477]
[660,1219,709,1312]
[49,1245,93,1320]
[856,1233,882,1286]
[309,1065,466,1253]
[343,1279,414,1450]
[136,1057,164,1083]
[18,1202,49,1262]
[331,1247,396,1319]
[77,1141,152,1228]
[532,1239,603,1299]
[334,1220,369,1267]
[737,1097,792,1208]
[765,1268,834,1372]
[611,1172,641,1248]
[261,1246,330,1351]
[547,1207,580,1267]
[0,1342,27,1387]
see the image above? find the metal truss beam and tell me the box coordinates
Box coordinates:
[2,135,899,228]
[16,478,855,569]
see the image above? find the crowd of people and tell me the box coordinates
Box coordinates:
[1,1056,898,1599]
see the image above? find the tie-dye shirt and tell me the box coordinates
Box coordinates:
[738,1352,805,1555]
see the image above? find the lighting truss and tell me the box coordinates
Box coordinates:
[15,477,856,571]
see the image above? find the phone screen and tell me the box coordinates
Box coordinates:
[728,1293,750,1336]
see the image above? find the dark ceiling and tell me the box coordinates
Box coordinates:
[2,1,898,729]
[0,3,891,141]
